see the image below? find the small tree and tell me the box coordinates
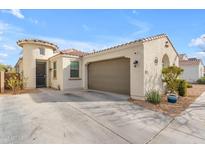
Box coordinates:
[162,66,183,94]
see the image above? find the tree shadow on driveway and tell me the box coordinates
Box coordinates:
[29,88,129,103]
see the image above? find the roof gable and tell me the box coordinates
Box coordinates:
[60,49,86,57]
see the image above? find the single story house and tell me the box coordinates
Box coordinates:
[15,34,179,100]
[179,54,204,83]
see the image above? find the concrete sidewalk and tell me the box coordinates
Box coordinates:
[150,92,205,143]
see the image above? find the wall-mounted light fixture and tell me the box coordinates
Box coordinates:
[154,57,158,65]
[133,60,138,67]
[165,41,169,48]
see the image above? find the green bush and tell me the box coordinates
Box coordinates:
[145,89,161,104]
[162,66,183,93]
[178,80,187,97]
[197,77,205,84]
[187,83,192,88]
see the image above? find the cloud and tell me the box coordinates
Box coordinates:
[0,20,24,36]
[29,18,39,24]
[189,34,205,49]
[0,53,8,62]
[0,53,8,57]
[0,21,9,35]
[40,36,108,52]
[189,35,205,63]
[1,10,45,26]
[1,9,24,19]
[2,44,16,51]
[187,51,205,63]
[128,18,150,36]
[0,20,25,65]
[197,51,205,56]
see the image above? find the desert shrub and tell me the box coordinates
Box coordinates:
[6,75,20,94]
[6,73,26,94]
[178,80,187,97]
[197,77,205,84]
[187,82,192,88]
[145,89,161,104]
[162,66,184,93]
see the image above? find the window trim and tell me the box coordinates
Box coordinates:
[70,61,80,78]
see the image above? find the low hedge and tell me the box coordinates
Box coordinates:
[197,77,205,84]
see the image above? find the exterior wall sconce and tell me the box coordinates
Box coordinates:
[165,41,169,48]
[154,57,158,65]
[133,60,138,67]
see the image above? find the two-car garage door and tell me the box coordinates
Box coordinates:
[88,57,130,95]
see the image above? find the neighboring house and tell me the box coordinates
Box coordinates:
[15,34,179,100]
[204,66,205,76]
[179,54,204,83]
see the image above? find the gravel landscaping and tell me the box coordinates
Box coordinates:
[129,84,205,117]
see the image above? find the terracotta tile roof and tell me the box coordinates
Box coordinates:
[85,33,173,56]
[17,39,58,50]
[179,58,201,65]
[60,49,86,57]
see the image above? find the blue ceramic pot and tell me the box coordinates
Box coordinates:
[167,95,177,103]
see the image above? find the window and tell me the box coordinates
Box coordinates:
[39,47,45,55]
[70,61,79,78]
[53,61,57,79]
[53,49,57,54]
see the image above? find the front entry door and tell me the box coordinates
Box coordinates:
[36,61,46,88]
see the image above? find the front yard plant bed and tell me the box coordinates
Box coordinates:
[129,84,205,117]
[0,89,40,96]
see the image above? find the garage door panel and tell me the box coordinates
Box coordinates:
[88,58,130,95]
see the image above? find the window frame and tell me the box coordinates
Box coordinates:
[53,61,57,79]
[39,47,45,55]
[70,61,80,78]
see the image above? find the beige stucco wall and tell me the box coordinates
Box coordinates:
[143,37,179,95]
[82,37,178,99]
[49,55,83,91]
[49,55,63,90]
[82,43,145,100]
[180,62,204,83]
[17,36,179,99]
[62,56,83,90]
[21,44,56,88]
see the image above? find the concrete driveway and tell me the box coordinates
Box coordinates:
[0,88,205,143]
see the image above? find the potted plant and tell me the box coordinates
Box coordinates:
[162,66,183,103]
[167,91,178,103]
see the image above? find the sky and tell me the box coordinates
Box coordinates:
[0,9,205,66]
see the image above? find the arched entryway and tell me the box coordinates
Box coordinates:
[162,54,170,68]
